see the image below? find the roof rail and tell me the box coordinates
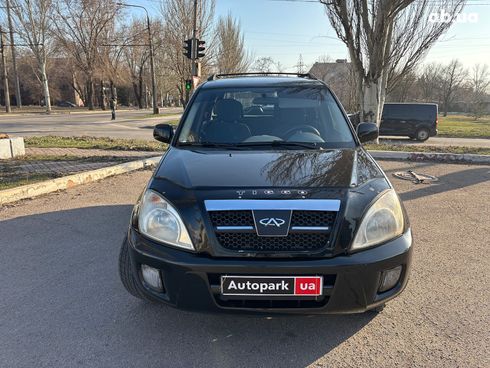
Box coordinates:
[207,72,317,81]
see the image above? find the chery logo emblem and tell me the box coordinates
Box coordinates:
[259,218,286,227]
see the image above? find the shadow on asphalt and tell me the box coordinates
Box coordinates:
[380,160,439,174]
[0,205,374,368]
[119,302,373,368]
[395,166,490,202]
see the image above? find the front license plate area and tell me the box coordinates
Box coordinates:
[221,276,323,297]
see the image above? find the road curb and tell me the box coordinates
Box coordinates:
[0,156,162,205]
[369,150,490,165]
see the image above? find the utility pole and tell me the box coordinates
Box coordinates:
[0,27,11,113]
[5,0,21,108]
[296,54,306,74]
[191,0,198,78]
[145,11,158,114]
[183,0,205,98]
[192,0,198,43]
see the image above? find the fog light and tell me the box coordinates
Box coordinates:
[141,264,163,292]
[378,265,402,293]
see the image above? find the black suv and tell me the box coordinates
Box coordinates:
[380,103,438,141]
[119,74,412,314]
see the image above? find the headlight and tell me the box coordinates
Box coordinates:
[138,190,194,250]
[351,189,404,251]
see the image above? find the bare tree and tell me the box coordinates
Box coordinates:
[418,63,443,103]
[160,0,215,106]
[469,64,490,119]
[96,17,119,110]
[214,13,252,74]
[386,70,418,102]
[310,58,357,111]
[275,61,285,73]
[97,18,131,108]
[122,19,151,108]
[440,59,467,116]
[52,0,119,110]
[153,28,179,107]
[321,0,466,135]
[253,57,282,73]
[11,0,53,112]
[316,54,333,63]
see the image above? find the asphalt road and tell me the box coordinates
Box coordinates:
[0,108,182,140]
[0,110,489,147]
[0,161,489,367]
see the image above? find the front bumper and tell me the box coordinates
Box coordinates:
[127,229,413,314]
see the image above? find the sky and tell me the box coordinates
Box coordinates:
[139,0,490,72]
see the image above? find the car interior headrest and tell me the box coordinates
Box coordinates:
[214,99,243,122]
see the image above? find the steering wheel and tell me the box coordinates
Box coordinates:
[284,125,321,140]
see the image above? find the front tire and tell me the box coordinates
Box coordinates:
[119,236,155,301]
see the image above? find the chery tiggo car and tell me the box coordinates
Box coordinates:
[118,73,412,314]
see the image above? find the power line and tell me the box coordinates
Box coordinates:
[101,44,150,47]
[266,0,490,5]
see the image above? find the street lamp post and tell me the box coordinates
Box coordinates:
[117,3,159,115]
[0,27,11,113]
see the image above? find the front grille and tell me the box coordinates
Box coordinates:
[209,210,337,253]
[291,211,336,227]
[209,211,253,227]
[216,232,330,252]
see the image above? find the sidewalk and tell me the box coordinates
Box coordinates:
[26,147,162,158]
[1,148,163,190]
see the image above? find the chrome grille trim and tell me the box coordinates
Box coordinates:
[290,226,330,232]
[205,199,341,212]
[216,226,254,231]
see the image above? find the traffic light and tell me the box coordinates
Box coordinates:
[183,39,193,59]
[184,38,205,60]
[196,39,206,59]
[185,80,192,91]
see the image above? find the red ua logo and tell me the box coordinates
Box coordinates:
[294,277,321,295]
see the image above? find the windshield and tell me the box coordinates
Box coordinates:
[176,85,355,149]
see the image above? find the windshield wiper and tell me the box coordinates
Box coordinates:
[236,141,321,150]
[178,141,322,150]
[177,142,245,149]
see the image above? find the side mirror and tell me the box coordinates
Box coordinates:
[153,124,174,143]
[357,122,379,143]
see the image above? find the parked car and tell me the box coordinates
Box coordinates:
[380,103,438,141]
[56,100,77,108]
[118,73,412,314]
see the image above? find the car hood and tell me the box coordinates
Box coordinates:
[155,147,383,189]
